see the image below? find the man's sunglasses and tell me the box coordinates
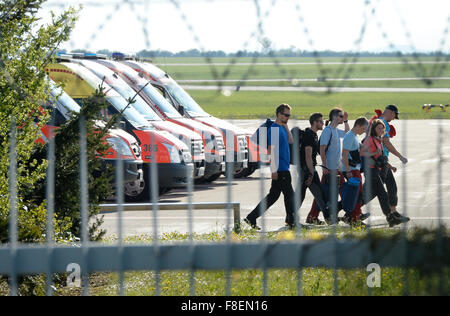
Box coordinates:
[282,113,291,117]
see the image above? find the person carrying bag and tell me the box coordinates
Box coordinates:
[360,119,408,227]
[341,117,370,225]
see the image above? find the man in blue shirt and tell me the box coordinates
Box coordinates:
[341,117,370,224]
[378,105,410,223]
[245,104,295,230]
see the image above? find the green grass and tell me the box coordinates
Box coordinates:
[145,56,450,120]
[150,56,447,65]
[187,90,450,120]
[157,63,450,81]
[2,227,448,296]
[83,267,446,296]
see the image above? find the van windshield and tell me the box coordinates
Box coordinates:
[140,83,183,119]
[54,90,81,113]
[164,82,210,118]
[109,83,162,121]
[49,83,81,113]
[106,96,154,129]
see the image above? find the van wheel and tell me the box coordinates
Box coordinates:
[234,168,250,178]
[124,167,157,202]
[234,165,257,178]
[124,178,149,202]
[244,165,257,177]
[202,173,222,183]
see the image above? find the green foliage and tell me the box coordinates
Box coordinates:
[49,89,115,241]
[0,0,78,243]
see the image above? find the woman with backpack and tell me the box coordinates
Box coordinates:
[360,119,408,227]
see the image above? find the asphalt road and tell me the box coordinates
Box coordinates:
[181,85,450,93]
[99,119,450,237]
[161,61,450,66]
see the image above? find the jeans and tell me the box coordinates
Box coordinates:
[307,170,345,220]
[295,168,329,217]
[247,170,295,225]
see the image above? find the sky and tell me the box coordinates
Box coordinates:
[39,0,450,54]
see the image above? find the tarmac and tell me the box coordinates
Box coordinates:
[99,119,450,237]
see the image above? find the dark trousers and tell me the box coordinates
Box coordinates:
[247,170,295,225]
[362,167,392,216]
[382,168,398,207]
[295,168,329,217]
[307,170,345,220]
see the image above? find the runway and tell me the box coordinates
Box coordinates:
[99,119,450,237]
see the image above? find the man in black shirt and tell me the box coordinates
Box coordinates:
[294,113,330,221]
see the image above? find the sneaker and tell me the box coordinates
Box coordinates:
[244,217,261,230]
[360,212,371,221]
[285,222,308,230]
[339,214,352,225]
[285,223,295,230]
[386,213,402,227]
[392,211,410,223]
[306,217,326,226]
[324,215,338,226]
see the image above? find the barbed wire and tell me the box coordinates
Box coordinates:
[42,0,450,97]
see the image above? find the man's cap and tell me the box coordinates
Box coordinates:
[386,104,399,119]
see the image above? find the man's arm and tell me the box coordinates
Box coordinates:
[319,128,330,174]
[304,146,315,186]
[342,149,352,176]
[320,145,328,174]
[343,112,350,132]
[305,146,315,175]
[282,123,293,145]
[269,145,278,180]
[383,137,408,163]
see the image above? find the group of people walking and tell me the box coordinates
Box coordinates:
[244,103,410,230]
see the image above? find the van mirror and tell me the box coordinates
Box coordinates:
[178,105,185,116]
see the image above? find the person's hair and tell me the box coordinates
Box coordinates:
[370,119,385,137]
[354,117,369,128]
[276,103,291,116]
[325,107,343,126]
[309,112,323,126]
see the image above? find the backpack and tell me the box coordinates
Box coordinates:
[289,126,305,165]
[251,118,274,149]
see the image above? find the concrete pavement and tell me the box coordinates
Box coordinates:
[99,119,450,237]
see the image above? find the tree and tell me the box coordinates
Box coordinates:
[34,88,115,241]
[0,0,78,243]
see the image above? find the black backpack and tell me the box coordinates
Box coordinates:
[251,118,274,149]
[289,126,305,165]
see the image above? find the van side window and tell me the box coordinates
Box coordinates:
[153,85,172,104]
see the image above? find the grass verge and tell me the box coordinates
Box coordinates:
[187,90,450,120]
[1,227,448,296]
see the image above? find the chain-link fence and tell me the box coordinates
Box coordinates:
[0,0,449,297]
